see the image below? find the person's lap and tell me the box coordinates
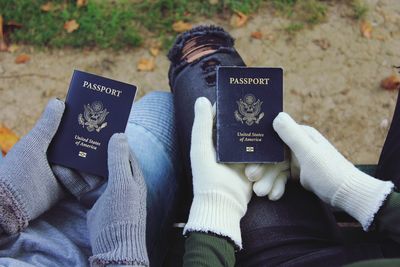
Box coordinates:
[0,91,180,267]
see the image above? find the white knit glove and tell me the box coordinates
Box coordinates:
[184,97,252,249]
[245,161,290,200]
[273,112,394,230]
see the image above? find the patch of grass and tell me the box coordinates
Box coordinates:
[299,0,327,24]
[285,22,304,33]
[1,0,142,48]
[272,0,297,16]
[352,0,368,20]
[0,0,359,49]
[0,0,262,49]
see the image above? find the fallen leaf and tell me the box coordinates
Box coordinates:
[137,58,155,71]
[64,19,79,33]
[0,124,19,156]
[149,47,160,57]
[0,15,7,52]
[251,31,262,39]
[15,53,30,64]
[230,11,248,28]
[40,2,53,12]
[360,21,372,39]
[381,75,400,90]
[76,0,88,8]
[313,38,330,50]
[7,43,19,53]
[172,21,192,33]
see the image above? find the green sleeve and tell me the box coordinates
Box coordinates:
[375,191,400,243]
[183,232,236,267]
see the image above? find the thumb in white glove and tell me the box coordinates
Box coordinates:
[185,97,252,249]
[273,112,394,230]
[245,161,290,200]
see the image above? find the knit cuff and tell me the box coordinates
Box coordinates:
[0,178,29,234]
[89,222,149,267]
[183,192,244,249]
[332,170,394,231]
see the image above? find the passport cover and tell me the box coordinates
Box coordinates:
[47,70,137,177]
[216,66,284,163]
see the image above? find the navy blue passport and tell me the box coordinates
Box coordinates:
[47,70,137,177]
[216,66,284,163]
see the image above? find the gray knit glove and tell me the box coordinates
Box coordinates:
[87,133,149,267]
[0,99,66,234]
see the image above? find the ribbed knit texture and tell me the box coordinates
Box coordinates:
[87,133,149,267]
[0,99,66,234]
[333,170,394,230]
[186,97,252,249]
[184,192,244,248]
[273,112,394,231]
[128,92,178,164]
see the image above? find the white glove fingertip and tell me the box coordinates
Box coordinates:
[253,182,269,197]
[273,112,314,155]
[268,174,288,201]
[245,164,263,182]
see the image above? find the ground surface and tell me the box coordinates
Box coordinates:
[0,0,399,164]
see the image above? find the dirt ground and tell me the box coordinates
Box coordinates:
[0,0,399,164]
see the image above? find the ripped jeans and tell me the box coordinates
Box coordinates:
[166,25,400,266]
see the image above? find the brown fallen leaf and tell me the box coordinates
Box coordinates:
[230,11,248,28]
[172,21,192,33]
[76,0,88,8]
[0,124,19,156]
[360,20,372,39]
[251,31,262,39]
[313,38,330,50]
[137,58,155,72]
[41,2,53,12]
[381,75,400,90]
[149,47,160,57]
[15,53,30,64]
[0,15,8,52]
[64,19,79,33]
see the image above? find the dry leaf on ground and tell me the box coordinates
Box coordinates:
[0,124,19,156]
[0,15,7,52]
[40,2,53,12]
[251,31,262,39]
[172,21,192,33]
[15,53,30,64]
[149,47,160,57]
[381,75,400,90]
[137,58,155,71]
[64,20,79,33]
[230,11,248,28]
[360,21,372,39]
[76,0,88,8]
[313,39,330,50]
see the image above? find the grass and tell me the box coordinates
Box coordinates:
[0,0,367,49]
[285,22,304,33]
[352,0,368,20]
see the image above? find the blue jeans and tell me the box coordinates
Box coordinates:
[0,91,180,267]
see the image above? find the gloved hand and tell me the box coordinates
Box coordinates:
[87,133,148,267]
[245,161,290,200]
[273,112,394,230]
[0,99,66,234]
[184,97,252,249]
